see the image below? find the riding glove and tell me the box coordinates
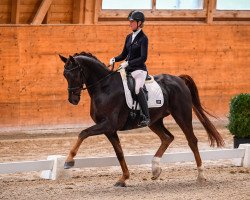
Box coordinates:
[109,57,115,65]
[120,61,128,69]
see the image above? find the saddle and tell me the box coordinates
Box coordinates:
[118,68,164,130]
[118,68,164,110]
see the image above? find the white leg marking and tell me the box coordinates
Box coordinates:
[151,157,162,180]
[197,166,206,183]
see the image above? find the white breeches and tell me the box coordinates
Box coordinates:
[131,70,147,94]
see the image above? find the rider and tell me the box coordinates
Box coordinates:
[109,10,150,126]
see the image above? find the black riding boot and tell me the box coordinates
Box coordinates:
[137,88,150,126]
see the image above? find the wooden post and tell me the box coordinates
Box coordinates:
[152,0,156,11]
[11,0,20,24]
[206,0,216,24]
[85,0,97,24]
[31,0,53,25]
[73,0,84,24]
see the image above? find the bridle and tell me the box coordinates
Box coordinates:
[64,65,84,94]
[64,62,118,94]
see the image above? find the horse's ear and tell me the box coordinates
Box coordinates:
[69,55,76,64]
[59,54,67,63]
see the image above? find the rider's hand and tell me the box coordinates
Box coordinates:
[120,61,128,69]
[109,57,115,65]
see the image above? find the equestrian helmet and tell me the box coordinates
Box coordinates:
[128,10,145,22]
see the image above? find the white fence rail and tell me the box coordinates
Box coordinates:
[74,149,246,168]
[0,144,249,180]
[0,160,53,174]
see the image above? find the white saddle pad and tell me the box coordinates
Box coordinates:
[119,69,164,110]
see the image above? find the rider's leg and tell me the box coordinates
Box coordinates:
[137,88,150,125]
[131,70,147,95]
[131,70,150,126]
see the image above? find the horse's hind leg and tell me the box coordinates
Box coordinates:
[106,132,129,187]
[171,107,206,183]
[149,118,174,180]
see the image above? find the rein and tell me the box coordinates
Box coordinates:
[81,67,119,91]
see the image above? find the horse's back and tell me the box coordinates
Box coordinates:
[153,73,192,104]
[153,74,188,92]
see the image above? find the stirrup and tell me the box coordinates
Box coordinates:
[139,115,150,126]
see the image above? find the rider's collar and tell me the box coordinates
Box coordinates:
[133,28,141,35]
[132,28,141,34]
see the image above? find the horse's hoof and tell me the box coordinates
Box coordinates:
[151,168,162,180]
[197,176,207,183]
[114,181,126,187]
[64,160,75,169]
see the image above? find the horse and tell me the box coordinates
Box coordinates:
[59,52,224,187]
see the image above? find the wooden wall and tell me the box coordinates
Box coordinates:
[1,0,250,25]
[0,0,76,24]
[0,25,249,129]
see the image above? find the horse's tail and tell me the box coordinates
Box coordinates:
[179,74,224,147]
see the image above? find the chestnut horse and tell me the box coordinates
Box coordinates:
[59,52,224,187]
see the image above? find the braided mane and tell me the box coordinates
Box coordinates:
[73,52,98,60]
[73,51,107,67]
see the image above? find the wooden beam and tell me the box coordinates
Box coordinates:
[206,0,216,24]
[98,10,207,20]
[73,0,84,24]
[31,0,53,25]
[43,4,52,24]
[11,0,20,24]
[213,11,250,19]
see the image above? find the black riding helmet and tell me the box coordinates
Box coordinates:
[128,10,145,22]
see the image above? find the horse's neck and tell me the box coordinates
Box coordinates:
[77,56,110,93]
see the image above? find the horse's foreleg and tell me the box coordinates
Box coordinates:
[64,121,110,169]
[64,137,84,169]
[106,132,130,187]
[149,119,174,180]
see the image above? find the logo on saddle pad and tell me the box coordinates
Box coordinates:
[119,69,164,110]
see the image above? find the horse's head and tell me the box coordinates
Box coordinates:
[59,54,85,105]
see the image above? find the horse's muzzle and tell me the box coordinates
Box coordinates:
[68,94,80,105]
